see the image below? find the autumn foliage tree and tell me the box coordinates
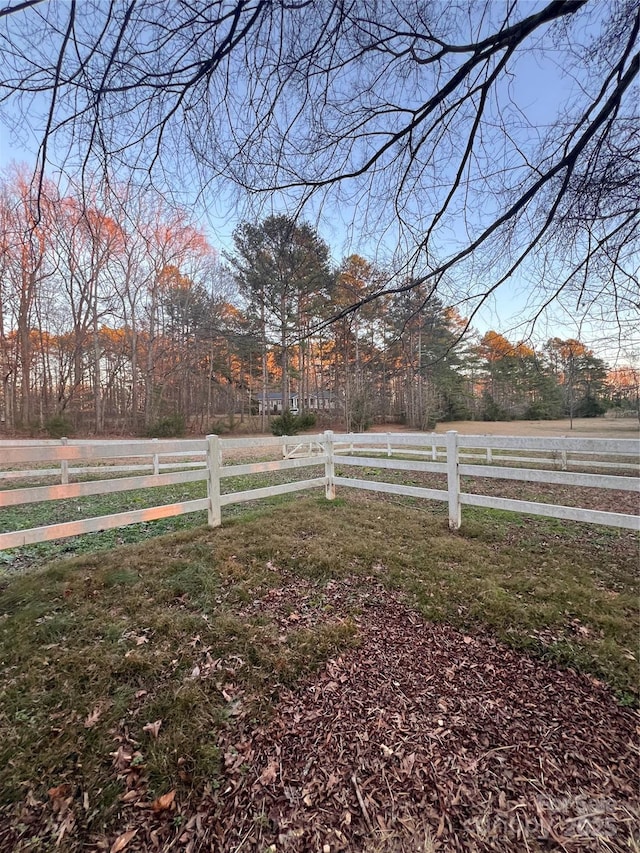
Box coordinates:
[0,171,233,433]
[545,338,608,426]
[478,332,564,421]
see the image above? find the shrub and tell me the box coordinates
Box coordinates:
[524,401,553,420]
[146,414,186,437]
[270,409,317,436]
[481,392,508,422]
[441,396,471,422]
[575,395,607,418]
[296,412,317,431]
[423,415,437,430]
[270,409,298,436]
[208,419,231,435]
[45,414,74,438]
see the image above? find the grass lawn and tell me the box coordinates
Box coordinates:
[0,492,638,850]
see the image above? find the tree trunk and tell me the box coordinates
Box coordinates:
[281,291,289,412]
[145,282,158,427]
[261,300,267,432]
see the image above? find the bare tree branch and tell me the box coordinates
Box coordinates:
[0,0,637,340]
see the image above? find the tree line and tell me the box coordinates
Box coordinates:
[0,169,634,436]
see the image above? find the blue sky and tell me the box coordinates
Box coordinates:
[0,1,636,363]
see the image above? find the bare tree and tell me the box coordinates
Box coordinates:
[1,1,637,336]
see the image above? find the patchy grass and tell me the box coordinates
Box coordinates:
[0,464,324,574]
[0,512,357,834]
[0,493,638,849]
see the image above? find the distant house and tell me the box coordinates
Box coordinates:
[256,392,299,415]
[301,392,339,412]
[256,391,339,415]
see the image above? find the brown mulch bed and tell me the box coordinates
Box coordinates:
[4,585,638,853]
[198,589,639,852]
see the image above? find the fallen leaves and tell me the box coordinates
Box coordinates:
[151,790,176,813]
[84,699,111,728]
[206,592,639,852]
[255,760,278,788]
[110,828,137,852]
[48,784,72,802]
[2,579,637,853]
[110,744,133,773]
[40,783,78,848]
[120,790,141,804]
[142,719,162,739]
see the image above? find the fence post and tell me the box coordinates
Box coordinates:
[324,429,335,500]
[60,437,69,485]
[445,430,461,530]
[206,434,222,528]
[432,442,438,461]
[387,433,392,457]
[486,446,492,464]
[282,435,289,459]
[152,438,160,475]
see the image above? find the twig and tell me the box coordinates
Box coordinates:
[351,773,374,833]
[516,810,531,853]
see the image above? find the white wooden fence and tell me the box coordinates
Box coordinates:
[327,431,639,531]
[0,431,638,550]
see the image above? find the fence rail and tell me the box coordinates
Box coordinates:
[0,430,638,550]
[333,433,639,471]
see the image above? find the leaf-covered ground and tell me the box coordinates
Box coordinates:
[211,587,638,852]
[0,495,638,852]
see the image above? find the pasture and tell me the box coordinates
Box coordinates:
[428,416,639,439]
[0,425,638,851]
